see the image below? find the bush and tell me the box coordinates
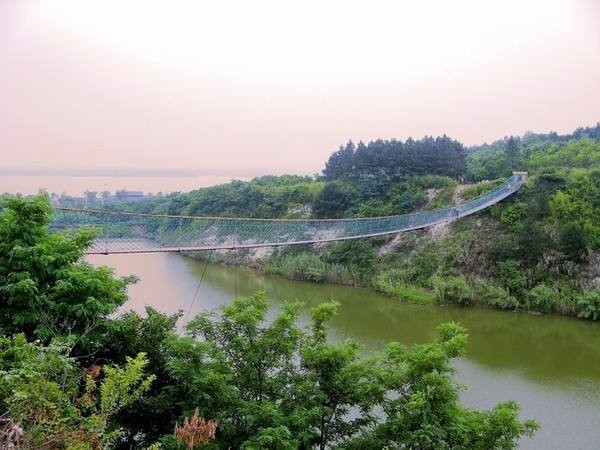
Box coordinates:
[426,186,455,210]
[432,275,472,305]
[415,175,458,190]
[373,270,435,303]
[528,284,560,314]
[461,179,505,200]
[497,260,528,298]
[576,289,600,321]
[499,203,526,226]
[325,263,357,286]
[552,293,578,317]
[407,242,441,286]
[558,222,588,262]
[326,239,376,270]
[266,252,327,282]
[472,279,517,309]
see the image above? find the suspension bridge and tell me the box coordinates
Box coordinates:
[51,173,527,255]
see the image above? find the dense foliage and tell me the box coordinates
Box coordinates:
[51,124,600,322]
[60,176,324,220]
[0,196,538,448]
[323,137,466,181]
[0,195,133,340]
[53,125,600,321]
[264,130,600,320]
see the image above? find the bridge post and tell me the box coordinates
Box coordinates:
[512,171,528,182]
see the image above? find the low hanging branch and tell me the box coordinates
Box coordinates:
[174,409,218,449]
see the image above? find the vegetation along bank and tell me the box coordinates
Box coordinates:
[59,124,600,320]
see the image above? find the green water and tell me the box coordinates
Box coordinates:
[89,252,600,449]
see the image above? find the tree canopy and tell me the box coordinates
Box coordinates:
[0,195,538,449]
[323,136,466,181]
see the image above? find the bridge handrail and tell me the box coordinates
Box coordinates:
[50,173,526,254]
[53,174,525,225]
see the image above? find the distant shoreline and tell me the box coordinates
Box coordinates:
[0,167,311,178]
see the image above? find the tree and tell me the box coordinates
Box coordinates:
[0,335,154,449]
[323,136,466,181]
[0,195,134,340]
[115,190,128,201]
[167,293,537,449]
[93,307,188,447]
[323,141,355,180]
[558,221,588,262]
[505,136,519,170]
[311,182,357,218]
[298,302,384,449]
[345,323,538,449]
[83,190,98,205]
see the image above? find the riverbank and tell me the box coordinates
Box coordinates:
[182,216,600,322]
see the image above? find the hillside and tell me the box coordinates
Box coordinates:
[60,125,600,320]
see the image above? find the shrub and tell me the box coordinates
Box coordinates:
[461,179,504,201]
[499,203,526,226]
[415,175,458,190]
[325,263,356,286]
[326,239,376,277]
[497,260,528,298]
[373,270,435,303]
[426,186,455,210]
[472,279,516,309]
[576,290,600,321]
[266,252,327,282]
[552,293,578,317]
[528,284,560,314]
[432,275,472,305]
[407,242,441,286]
[558,222,588,262]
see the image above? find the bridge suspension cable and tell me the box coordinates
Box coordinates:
[50,174,526,255]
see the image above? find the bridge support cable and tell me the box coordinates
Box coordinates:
[183,249,213,325]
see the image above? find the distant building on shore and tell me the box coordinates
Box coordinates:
[115,190,145,201]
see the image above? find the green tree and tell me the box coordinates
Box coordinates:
[345,323,537,449]
[558,222,588,262]
[0,335,154,449]
[0,195,134,340]
[312,182,357,218]
[167,293,537,449]
[179,292,304,448]
[505,136,519,170]
[83,190,98,205]
[298,302,384,449]
[93,307,185,447]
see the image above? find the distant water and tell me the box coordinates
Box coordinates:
[0,174,253,196]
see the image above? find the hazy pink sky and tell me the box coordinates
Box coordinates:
[1,0,599,174]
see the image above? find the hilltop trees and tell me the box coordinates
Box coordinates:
[323,136,466,181]
[315,136,465,218]
[505,136,519,170]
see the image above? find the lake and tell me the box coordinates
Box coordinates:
[88,252,600,449]
[0,174,253,196]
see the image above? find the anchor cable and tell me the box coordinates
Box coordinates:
[183,249,213,325]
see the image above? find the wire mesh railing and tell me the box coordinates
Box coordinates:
[50,174,526,254]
